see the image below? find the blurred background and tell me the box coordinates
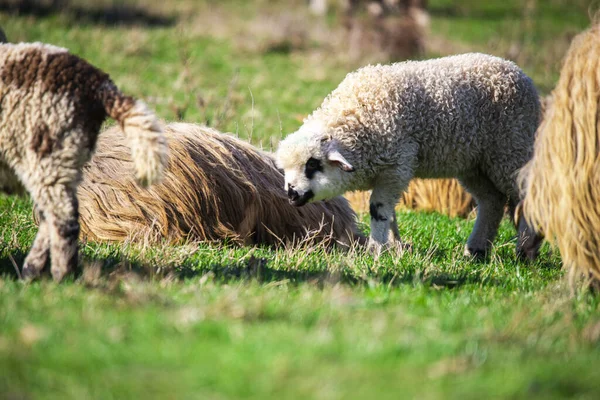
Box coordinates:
[0,0,594,149]
[1,3,600,399]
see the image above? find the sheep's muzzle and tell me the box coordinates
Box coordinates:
[288,187,314,206]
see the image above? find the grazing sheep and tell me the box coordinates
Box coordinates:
[519,24,600,282]
[276,53,541,257]
[0,42,167,281]
[75,123,365,248]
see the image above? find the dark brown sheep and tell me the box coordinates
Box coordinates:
[0,42,166,281]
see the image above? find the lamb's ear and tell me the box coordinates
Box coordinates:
[326,143,355,172]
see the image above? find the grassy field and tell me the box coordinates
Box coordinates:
[1,0,600,398]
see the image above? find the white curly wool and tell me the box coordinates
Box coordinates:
[277,53,541,257]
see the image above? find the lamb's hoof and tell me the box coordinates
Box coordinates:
[367,239,412,257]
[516,233,544,262]
[463,245,487,261]
[516,246,539,262]
[367,240,384,257]
[588,275,600,293]
[21,263,42,281]
[393,240,413,255]
[50,266,70,283]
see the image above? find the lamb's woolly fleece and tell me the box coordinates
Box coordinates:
[290,53,538,188]
[0,42,166,281]
[278,52,540,255]
[519,24,600,284]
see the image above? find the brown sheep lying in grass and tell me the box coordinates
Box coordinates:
[76,123,366,248]
[0,42,167,281]
[519,23,600,284]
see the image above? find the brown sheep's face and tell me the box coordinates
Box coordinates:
[276,126,355,206]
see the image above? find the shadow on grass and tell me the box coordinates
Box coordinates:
[0,249,26,279]
[0,247,531,291]
[0,0,176,27]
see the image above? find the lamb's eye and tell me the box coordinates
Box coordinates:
[306,158,321,171]
[304,157,323,179]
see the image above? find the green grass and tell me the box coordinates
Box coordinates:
[1,194,599,399]
[428,0,598,93]
[1,1,600,398]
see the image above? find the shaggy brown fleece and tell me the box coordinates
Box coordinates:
[519,23,600,283]
[78,123,365,248]
[0,42,165,282]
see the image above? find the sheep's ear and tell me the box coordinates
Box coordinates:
[327,149,355,172]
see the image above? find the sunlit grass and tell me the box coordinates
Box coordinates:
[0,1,599,398]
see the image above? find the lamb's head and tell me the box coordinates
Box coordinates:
[276,122,355,207]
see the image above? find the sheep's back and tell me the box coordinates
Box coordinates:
[0,43,110,170]
[316,53,540,177]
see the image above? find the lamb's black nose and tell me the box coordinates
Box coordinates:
[287,186,299,201]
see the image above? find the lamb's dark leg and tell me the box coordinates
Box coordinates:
[391,213,401,241]
[41,184,80,282]
[368,178,409,254]
[459,173,505,259]
[22,205,50,280]
[513,200,544,261]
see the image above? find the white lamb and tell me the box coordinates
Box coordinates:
[276,53,542,258]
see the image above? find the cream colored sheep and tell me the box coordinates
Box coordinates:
[276,53,541,258]
[519,23,600,283]
[0,42,167,281]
